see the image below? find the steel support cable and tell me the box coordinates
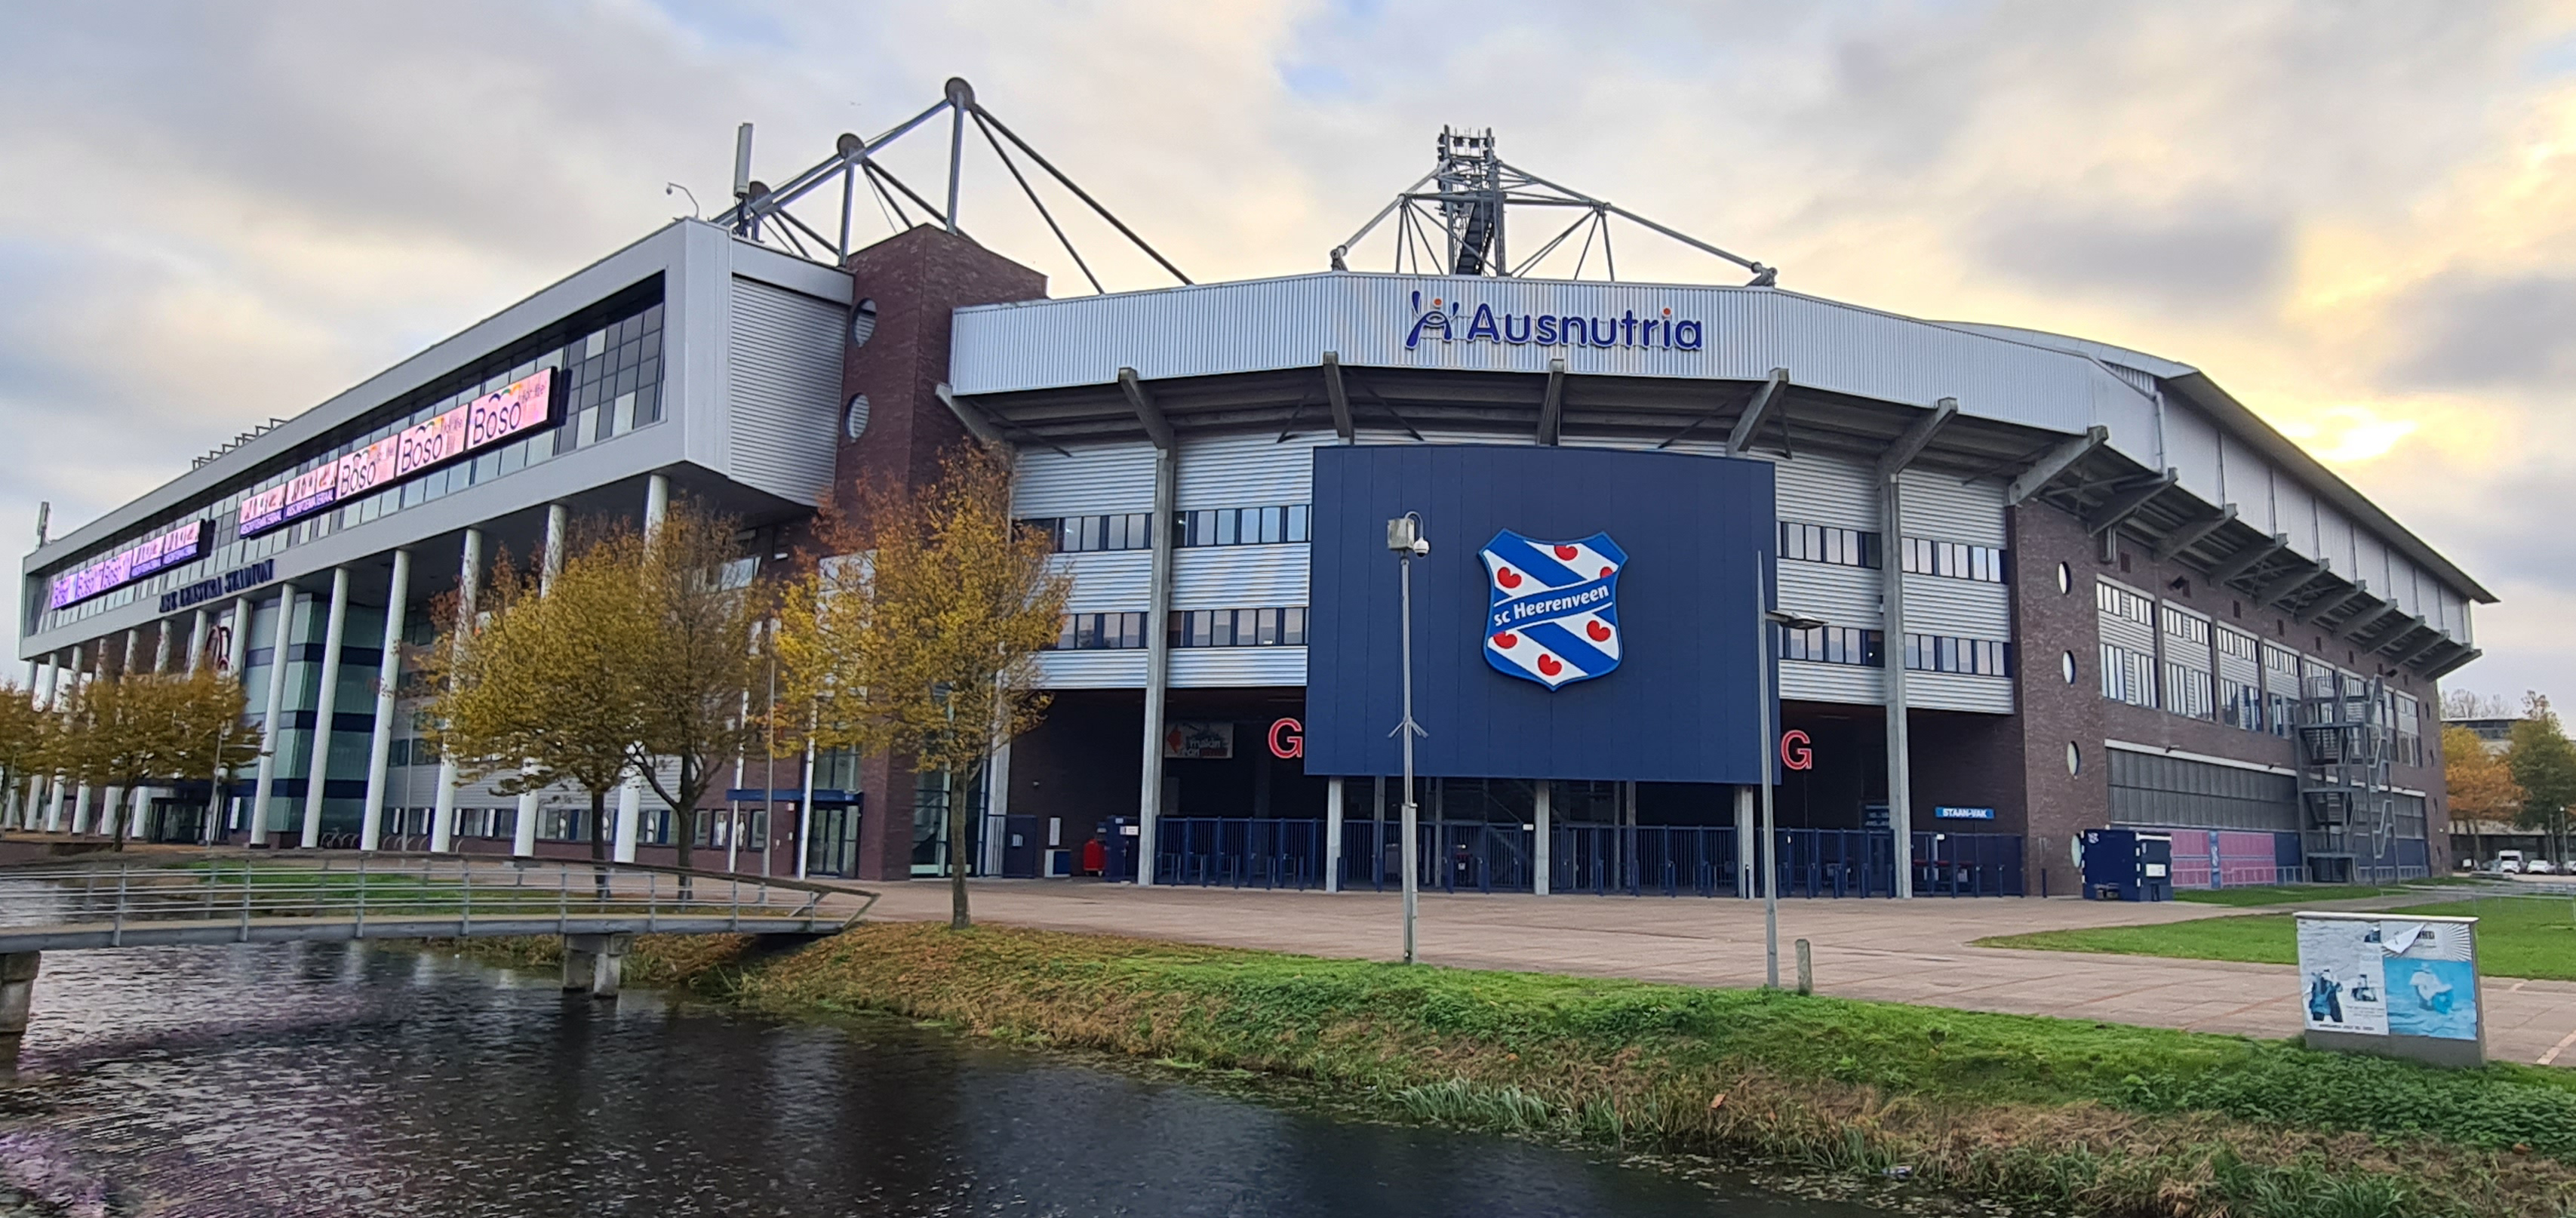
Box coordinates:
[863,159,959,236]
[970,103,1190,285]
[1510,209,1596,278]
[970,109,1102,294]
[717,98,951,231]
[1571,211,1601,280]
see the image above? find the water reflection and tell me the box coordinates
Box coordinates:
[2,944,1879,1217]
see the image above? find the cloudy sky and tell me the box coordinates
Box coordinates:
[2,1,2571,706]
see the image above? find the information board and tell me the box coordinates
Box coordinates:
[2295,912,2482,1066]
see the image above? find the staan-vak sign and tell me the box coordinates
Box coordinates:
[236,367,561,539]
[48,518,210,611]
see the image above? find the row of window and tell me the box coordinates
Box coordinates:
[2096,577,2426,762]
[1898,537,2008,583]
[1780,522,1880,568]
[1050,606,1312,651]
[1775,522,2009,584]
[1775,626,2013,675]
[41,292,666,633]
[1906,634,2013,677]
[1029,504,1315,554]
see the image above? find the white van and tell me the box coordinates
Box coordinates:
[2494,850,2526,874]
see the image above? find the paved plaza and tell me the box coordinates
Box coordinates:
[859,880,2576,1068]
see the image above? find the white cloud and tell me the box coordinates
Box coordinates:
[3,0,2574,702]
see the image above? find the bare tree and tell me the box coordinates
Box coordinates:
[779,448,1070,928]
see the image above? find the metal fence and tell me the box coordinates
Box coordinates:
[1143,818,2024,898]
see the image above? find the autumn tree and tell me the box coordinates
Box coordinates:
[421,532,647,861]
[2444,724,2520,866]
[45,672,257,849]
[0,683,47,831]
[778,448,1071,929]
[619,506,770,875]
[2508,694,2576,867]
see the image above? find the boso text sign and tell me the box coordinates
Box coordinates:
[1304,444,1775,784]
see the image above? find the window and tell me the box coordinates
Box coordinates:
[1901,537,2007,583]
[1778,624,1884,667]
[2396,693,2424,767]
[2163,660,2215,720]
[1179,504,1311,547]
[2101,642,2156,707]
[2218,626,2263,731]
[1170,606,1309,647]
[2096,582,2153,626]
[1051,611,1148,650]
[1778,521,1880,568]
[2161,604,2211,646]
[1904,634,2012,676]
[1031,513,1154,554]
[2261,643,2301,738]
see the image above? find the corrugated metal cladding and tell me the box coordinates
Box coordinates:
[1910,672,2013,715]
[1904,579,2010,639]
[1777,563,1879,629]
[1057,551,1149,612]
[2107,747,2298,832]
[1780,662,1881,704]
[1175,547,1305,611]
[1778,457,1877,529]
[1015,444,1158,517]
[952,272,2129,440]
[1898,469,2005,546]
[724,278,844,504]
[1173,648,1306,688]
[1035,650,1146,688]
[2166,401,2223,504]
[1179,432,1335,507]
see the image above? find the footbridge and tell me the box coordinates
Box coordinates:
[0,851,878,1047]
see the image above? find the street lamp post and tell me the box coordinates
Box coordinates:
[1388,513,1429,964]
[1754,549,1827,990]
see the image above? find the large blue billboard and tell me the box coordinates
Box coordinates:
[1304,444,1777,784]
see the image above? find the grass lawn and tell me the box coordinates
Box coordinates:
[1984,890,2576,980]
[2174,877,2479,907]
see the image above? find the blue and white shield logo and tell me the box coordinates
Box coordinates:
[1480,530,1627,690]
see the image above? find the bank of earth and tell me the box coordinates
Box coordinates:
[455,924,2576,1218]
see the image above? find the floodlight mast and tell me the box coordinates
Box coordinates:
[710,78,1190,292]
[1331,128,1778,287]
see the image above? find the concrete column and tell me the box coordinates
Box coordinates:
[514,508,569,858]
[0,952,36,1060]
[218,598,255,839]
[1735,785,1757,900]
[1883,478,1915,899]
[615,479,664,857]
[981,738,1011,878]
[151,620,173,674]
[121,627,140,678]
[561,932,633,998]
[185,608,210,675]
[1135,443,1176,885]
[50,647,79,832]
[248,589,301,847]
[795,731,816,880]
[361,549,411,852]
[1532,780,1551,897]
[432,527,482,854]
[613,782,641,863]
[1325,776,1345,894]
[300,567,352,850]
[26,656,54,830]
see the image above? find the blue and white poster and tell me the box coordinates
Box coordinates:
[2297,916,2388,1035]
[2380,921,2479,1041]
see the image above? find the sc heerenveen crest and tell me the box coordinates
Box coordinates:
[1480,531,1626,690]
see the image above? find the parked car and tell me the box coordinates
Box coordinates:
[2528,858,2559,875]
[2495,850,2526,873]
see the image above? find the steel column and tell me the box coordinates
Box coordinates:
[248,589,301,847]
[1136,442,1176,885]
[432,528,482,854]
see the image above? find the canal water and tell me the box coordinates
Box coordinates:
[1,944,1889,1217]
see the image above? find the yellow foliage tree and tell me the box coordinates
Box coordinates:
[778,448,1070,928]
[45,671,257,849]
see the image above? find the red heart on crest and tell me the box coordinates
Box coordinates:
[1587,620,1612,641]
[1492,632,1517,649]
[1536,654,1563,677]
[1598,566,1613,578]
[1497,568,1522,589]
[1554,544,1578,560]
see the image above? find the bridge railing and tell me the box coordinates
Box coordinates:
[0,851,876,947]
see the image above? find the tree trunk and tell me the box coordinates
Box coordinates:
[948,767,970,930]
[589,788,608,863]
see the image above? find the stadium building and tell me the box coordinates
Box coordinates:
[14,93,2488,894]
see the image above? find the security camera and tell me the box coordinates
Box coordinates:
[1411,538,1431,557]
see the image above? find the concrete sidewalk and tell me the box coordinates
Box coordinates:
[857,880,2576,1068]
